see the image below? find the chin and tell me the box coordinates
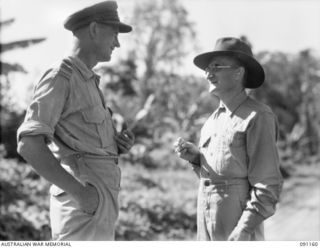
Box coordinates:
[99,56,111,62]
[209,87,220,96]
[210,91,219,96]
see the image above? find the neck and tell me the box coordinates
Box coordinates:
[218,88,246,107]
[71,39,97,69]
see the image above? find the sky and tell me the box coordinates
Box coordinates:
[1,0,320,108]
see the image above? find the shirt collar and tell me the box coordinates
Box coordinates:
[68,56,100,82]
[219,90,248,116]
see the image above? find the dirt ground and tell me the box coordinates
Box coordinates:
[265,163,320,241]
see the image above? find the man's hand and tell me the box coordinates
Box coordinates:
[115,129,135,154]
[73,183,99,215]
[227,228,251,241]
[173,137,200,163]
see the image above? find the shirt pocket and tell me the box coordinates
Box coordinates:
[81,105,114,148]
[81,105,105,124]
[219,130,247,176]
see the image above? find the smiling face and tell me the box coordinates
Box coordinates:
[205,56,245,97]
[93,23,120,62]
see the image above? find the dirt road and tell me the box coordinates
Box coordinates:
[265,168,320,241]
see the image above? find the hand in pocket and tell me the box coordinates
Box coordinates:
[75,183,100,215]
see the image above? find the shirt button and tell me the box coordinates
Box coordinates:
[204,181,210,186]
[76,154,81,159]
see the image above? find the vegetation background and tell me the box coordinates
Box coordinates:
[1,0,319,241]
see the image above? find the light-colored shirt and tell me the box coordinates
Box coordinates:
[17,56,118,159]
[199,90,283,233]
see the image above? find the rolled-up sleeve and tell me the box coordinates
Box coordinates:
[236,111,283,233]
[17,73,69,142]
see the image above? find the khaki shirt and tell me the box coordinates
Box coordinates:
[199,90,283,233]
[17,56,118,159]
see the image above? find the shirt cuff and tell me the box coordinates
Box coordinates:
[235,209,265,234]
[17,120,54,142]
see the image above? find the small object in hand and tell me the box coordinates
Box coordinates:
[122,130,129,139]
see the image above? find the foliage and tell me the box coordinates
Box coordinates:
[116,162,198,240]
[1,0,320,241]
[0,157,198,241]
[97,0,218,167]
[0,18,46,159]
[0,18,48,238]
[0,157,51,240]
[129,0,197,75]
[0,19,46,75]
[253,49,320,156]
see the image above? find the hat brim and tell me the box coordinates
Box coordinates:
[193,51,265,89]
[99,20,132,33]
[64,20,132,33]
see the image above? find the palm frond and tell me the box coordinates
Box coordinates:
[0,19,15,29]
[1,38,46,53]
[0,62,27,75]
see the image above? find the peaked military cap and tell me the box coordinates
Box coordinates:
[64,1,132,33]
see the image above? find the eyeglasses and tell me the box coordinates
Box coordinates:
[205,64,239,75]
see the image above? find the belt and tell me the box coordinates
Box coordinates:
[61,153,119,165]
[201,177,248,187]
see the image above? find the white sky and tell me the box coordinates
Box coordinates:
[1,0,320,108]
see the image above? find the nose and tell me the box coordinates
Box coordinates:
[206,71,214,79]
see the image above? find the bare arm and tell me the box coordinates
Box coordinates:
[17,135,98,214]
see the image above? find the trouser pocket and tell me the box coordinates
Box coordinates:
[75,156,120,221]
[50,185,97,239]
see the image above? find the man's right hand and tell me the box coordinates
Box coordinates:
[18,136,101,215]
[173,137,200,163]
[74,183,99,215]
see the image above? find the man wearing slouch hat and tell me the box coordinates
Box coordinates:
[17,1,134,241]
[174,37,283,241]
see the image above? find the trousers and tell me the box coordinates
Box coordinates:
[49,153,121,241]
[197,178,264,241]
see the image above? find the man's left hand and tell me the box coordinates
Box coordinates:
[115,129,135,154]
[227,228,251,241]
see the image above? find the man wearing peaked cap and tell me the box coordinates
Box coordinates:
[64,1,132,33]
[174,37,283,241]
[17,1,134,241]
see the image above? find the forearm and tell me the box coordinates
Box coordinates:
[18,135,85,197]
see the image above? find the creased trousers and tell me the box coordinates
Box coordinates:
[197,178,264,241]
[49,154,121,241]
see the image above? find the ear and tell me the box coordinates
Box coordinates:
[88,22,98,39]
[235,67,245,81]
